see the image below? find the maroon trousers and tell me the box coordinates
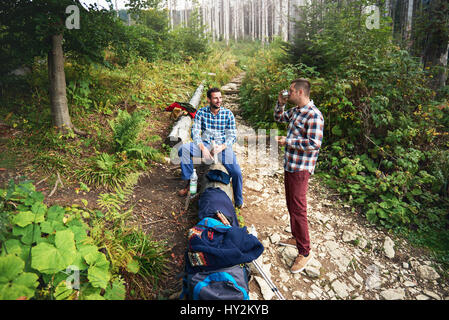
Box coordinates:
[284,170,311,256]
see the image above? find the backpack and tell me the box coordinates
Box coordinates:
[181,264,250,300]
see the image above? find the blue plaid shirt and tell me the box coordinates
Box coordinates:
[191,106,237,147]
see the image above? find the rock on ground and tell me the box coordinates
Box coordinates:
[380,288,406,300]
[383,236,395,259]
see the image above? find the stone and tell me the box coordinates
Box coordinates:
[311,284,322,293]
[324,231,336,240]
[328,273,337,282]
[279,269,290,283]
[402,262,410,269]
[335,255,351,273]
[304,257,322,278]
[342,230,356,243]
[417,265,440,281]
[423,290,441,300]
[304,266,321,278]
[383,236,395,259]
[324,240,339,253]
[380,288,406,300]
[308,292,317,299]
[292,291,305,299]
[281,246,298,267]
[348,276,362,289]
[403,281,417,287]
[249,292,259,300]
[331,280,350,299]
[416,294,430,300]
[254,276,274,300]
[261,239,270,248]
[353,272,364,284]
[245,180,264,192]
[269,233,281,244]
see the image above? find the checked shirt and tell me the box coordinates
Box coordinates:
[191,106,237,148]
[274,100,324,174]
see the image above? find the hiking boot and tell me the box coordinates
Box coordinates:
[279,238,297,248]
[236,203,244,209]
[178,187,189,197]
[290,252,313,274]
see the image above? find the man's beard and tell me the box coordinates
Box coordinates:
[211,103,220,110]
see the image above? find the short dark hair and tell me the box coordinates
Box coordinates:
[291,78,311,97]
[207,87,221,99]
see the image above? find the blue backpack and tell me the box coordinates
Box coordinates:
[181,264,250,300]
[180,216,260,300]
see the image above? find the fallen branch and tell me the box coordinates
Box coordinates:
[48,172,63,197]
[141,219,166,226]
[36,175,51,186]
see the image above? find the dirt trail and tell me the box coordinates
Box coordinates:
[221,73,448,300]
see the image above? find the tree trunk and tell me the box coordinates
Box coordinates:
[48,34,73,133]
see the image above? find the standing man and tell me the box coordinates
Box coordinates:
[178,87,244,208]
[274,78,324,274]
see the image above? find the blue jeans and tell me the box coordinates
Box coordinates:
[178,142,243,207]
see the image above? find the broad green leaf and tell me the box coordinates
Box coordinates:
[85,251,110,289]
[103,279,126,300]
[0,255,24,282]
[88,265,111,289]
[79,245,101,264]
[31,202,46,216]
[47,205,65,222]
[13,224,41,245]
[40,220,65,234]
[12,211,35,227]
[31,230,76,274]
[2,239,23,256]
[83,293,105,300]
[0,255,37,299]
[67,220,88,242]
[126,259,140,274]
[0,277,37,300]
[55,229,77,255]
[54,280,74,300]
[378,209,388,219]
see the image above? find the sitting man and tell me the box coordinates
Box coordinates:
[177,87,243,208]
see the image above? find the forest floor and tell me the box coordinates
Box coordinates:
[1,73,448,300]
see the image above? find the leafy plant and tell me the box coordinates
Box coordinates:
[0,180,125,300]
[75,152,135,189]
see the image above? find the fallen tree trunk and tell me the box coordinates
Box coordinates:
[167,81,205,147]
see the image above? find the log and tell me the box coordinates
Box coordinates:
[167,81,205,147]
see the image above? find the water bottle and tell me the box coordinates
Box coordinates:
[190,169,198,195]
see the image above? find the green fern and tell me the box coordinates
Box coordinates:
[97,172,140,220]
[108,109,165,163]
[75,153,134,189]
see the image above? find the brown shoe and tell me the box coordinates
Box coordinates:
[279,238,297,248]
[291,252,313,274]
[178,188,189,197]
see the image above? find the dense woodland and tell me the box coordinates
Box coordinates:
[0,0,448,300]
